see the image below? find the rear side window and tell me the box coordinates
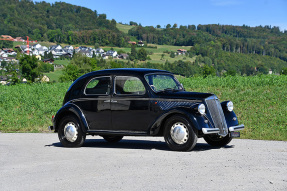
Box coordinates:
[115,76,146,95]
[85,76,110,95]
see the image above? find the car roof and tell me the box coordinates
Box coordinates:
[80,68,172,79]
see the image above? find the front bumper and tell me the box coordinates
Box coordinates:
[202,124,245,135]
[48,126,54,131]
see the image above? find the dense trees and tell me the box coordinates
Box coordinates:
[0,0,127,46]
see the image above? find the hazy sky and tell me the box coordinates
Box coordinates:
[35,0,287,31]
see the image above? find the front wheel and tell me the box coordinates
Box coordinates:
[58,115,86,147]
[102,136,123,143]
[203,133,232,147]
[164,115,198,151]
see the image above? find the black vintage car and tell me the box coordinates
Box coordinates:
[49,68,244,151]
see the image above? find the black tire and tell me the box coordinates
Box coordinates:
[58,115,86,147]
[203,133,232,147]
[164,115,198,151]
[102,136,123,143]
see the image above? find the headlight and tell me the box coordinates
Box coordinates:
[198,104,206,115]
[227,101,233,112]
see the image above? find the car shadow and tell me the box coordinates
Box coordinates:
[46,139,234,152]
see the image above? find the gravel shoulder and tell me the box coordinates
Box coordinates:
[0,133,286,191]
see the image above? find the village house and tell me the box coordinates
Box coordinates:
[128,41,137,45]
[138,40,144,47]
[31,43,42,49]
[43,58,54,64]
[79,50,92,57]
[63,45,74,53]
[177,49,187,55]
[49,45,63,51]
[106,50,117,58]
[118,54,129,59]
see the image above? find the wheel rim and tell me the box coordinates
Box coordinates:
[64,122,78,142]
[170,122,189,144]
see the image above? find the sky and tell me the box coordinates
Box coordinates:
[35,0,287,31]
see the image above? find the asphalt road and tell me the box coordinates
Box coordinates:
[0,133,286,191]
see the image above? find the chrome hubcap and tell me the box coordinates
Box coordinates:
[170,122,189,144]
[64,122,78,142]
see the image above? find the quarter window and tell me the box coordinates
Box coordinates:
[115,76,146,95]
[85,77,110,95]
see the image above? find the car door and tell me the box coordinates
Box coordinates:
[111,76,152,132]
[80,76,112,130]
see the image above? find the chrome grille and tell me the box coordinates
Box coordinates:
[205,97,228,136]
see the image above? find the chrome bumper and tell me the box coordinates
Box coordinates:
[202,124,244,135]
[48,126,54,131]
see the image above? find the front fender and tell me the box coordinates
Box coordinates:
[53,102,89,133]
[221,101,239,127]
[223,110,239,127]
[149,107,210,135]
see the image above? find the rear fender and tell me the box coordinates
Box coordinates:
[53,103,89,133]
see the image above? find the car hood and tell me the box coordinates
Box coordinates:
[156,91,214,101]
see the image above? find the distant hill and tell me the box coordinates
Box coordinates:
[0,0,127,47]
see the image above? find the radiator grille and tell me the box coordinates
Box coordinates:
[205,97,228,136]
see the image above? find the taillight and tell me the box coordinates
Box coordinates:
[51,115,55,122]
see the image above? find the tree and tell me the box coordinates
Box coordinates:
[202,65,216,78]
[170,51,175,58]
[59,64,80,82]
[281,68,287,75]
[166,24,171,29]
[172,23,178,28]
[19,55,40,82]
[94,43,100,49]
[156,25,161,29]
[137,48,147,61]
[129,45,137,61]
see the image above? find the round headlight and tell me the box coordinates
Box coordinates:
[198,104,206,115]
[227,101,233,112]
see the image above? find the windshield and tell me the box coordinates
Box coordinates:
[145,74,184,92]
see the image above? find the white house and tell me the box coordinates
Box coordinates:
[50,45,63,51]
[63,45,74,53]
[32,49,39,56]
[32,43,42,49]
[106,50,117,58]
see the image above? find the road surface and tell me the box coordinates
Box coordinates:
[0,133,286,190]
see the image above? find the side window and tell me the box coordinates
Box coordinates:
[115,76,146,95]
[85,77,110,95]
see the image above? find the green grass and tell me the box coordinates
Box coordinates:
[180,75,287,141]
[44,69,63,82]
[54,59,70,66]
[0,82,71,132]
[0,75,286,141]
[116,23,135,34]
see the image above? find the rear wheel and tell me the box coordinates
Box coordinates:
[203,133,232,147]
[102,136,123,143]
[58,115,86,147]
[164,115,198,151]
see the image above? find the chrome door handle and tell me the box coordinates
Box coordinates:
[104,100,110,103]
[111,100,117,103]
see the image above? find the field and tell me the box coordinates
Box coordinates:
[116,23,135,34]
[0,75,286,141]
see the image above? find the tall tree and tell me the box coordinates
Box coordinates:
[137,48,147,61]
[19,55,40,82]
